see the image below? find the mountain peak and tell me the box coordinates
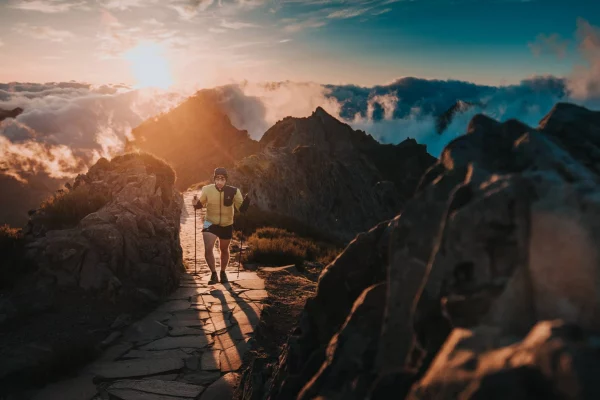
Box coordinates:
[312,106,336,121]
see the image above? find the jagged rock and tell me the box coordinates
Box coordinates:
[24,153,183,295]
[435,100,480,134]
[297,283,387,400]
[250,103,600,400]
[407,320,600,400]
[263,219,392,398]
[229,107,435,241]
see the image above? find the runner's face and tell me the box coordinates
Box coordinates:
[215,175,226,189]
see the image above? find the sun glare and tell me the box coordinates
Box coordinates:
[124,42,173,90]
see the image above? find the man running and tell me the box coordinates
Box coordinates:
[192,167,245,284]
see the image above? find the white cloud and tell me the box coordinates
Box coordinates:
[279,39,292,43]
[13,23,75,42]
[169,0,215,20]
[209,27,227,33]
[97,0,151,10]
[284,18,327,33]
[327,7,370,19]
[8,0,86,13]
[372,7,391,15]
[0,39,4,47]
[143,18,165,27]
[220,19,260,29]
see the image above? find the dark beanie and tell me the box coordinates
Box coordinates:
[214,167,228,179]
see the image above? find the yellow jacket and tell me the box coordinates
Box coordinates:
[193,184,243,227]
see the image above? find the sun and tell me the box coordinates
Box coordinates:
[124,42,173,90]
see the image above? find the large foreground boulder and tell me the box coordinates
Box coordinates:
[0,152,183,394]
[240,102,600,400]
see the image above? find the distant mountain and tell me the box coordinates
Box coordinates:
[435,100,480,134]
[230,106,436,241]
[0,107,23,122]
[128,89,260,191]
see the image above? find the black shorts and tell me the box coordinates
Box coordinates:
[202,224,233,240]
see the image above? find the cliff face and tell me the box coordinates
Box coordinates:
[238,102,600,400]
[128,89,260,191]
[0,153,183,390]
[229,107,436,242]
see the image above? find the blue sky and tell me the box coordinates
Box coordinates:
[0,0,597,88]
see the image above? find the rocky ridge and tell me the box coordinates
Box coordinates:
[229,107,436,242]
[128,89,261,191]
[237,102,600,400]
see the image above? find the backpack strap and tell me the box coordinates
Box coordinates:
[222,185,237,207]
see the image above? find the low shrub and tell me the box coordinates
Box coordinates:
[243,227,343,268]
[234,206,342,245]
[39,186,111,230]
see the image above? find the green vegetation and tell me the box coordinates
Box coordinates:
[234,206,341,245]
[39,186,111,230]
[243,227,342,268]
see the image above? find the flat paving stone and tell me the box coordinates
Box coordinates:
[200,372,240,400]
[141,374,179,381]
[169,327,208,336]
[155,300,191,313]
[99,343,134,362]
[190,303,211,311]
[240,290,268,301]
[107,389,189,400]
[212,334,240,351]
[141,336,213,351]
[220,341,249,372]
[166,319,205,328]
[209,303,237,313]
[109,379,204,398]
[91,358,184,379]
[233,279,265,290]
[171,310,211,320]
[181,371,221,386]
[124,320,169,343]
[122,349,190,360]
[168,287,211,300]
[200,350,221,371]
[206,317,233,332]
[239,301,264,315]
[231,310,260,328]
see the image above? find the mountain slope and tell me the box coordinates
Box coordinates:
[128,89,260,190]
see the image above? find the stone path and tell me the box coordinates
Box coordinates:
[32,190,266,400]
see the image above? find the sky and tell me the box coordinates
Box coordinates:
[0,0,598,89]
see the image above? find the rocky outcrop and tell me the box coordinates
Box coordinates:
[128,89,260,191]
[239,102,600,400]
[22,152,184,297]
[0,107,23,122]
[0,153,184,393]
[408,320,600,400]
[435,100,479,134]
[229,107,436,242]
